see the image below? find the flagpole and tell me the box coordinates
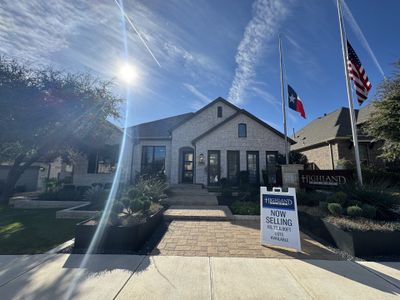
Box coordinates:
[279,34,289,165]
[336,0,363,185]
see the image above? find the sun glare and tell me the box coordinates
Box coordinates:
[118,63,138,84]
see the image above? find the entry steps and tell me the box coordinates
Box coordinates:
[164,205,233,221]
[166,184,218,206]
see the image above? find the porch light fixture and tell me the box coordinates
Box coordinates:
[198,153,205,164]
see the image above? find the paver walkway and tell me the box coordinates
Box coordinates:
[1,254,399,299]
[152,220,341,260]
[166,184,218,206]
[164,205,233,221]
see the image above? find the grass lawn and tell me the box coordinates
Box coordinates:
[0,205,82,254]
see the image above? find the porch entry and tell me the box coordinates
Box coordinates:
[181,149,194,183]
[208,150,220,185]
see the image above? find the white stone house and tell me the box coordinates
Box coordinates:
[129,97,292,186]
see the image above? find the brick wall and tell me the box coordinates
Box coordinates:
[195,113,288,185]
[170,100,237,184]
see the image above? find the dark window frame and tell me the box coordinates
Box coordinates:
[227,150,240,186]
[265,151,278,186]
[246,151,260,184]
[208,150,221,186]
[217,106,223,118]
[87,146,118,174]
[238,123,247,137]
[141,145,166,175]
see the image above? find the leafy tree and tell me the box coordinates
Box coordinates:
[365,60,400,161]
[0,56,122,203]
[277,151,308,165]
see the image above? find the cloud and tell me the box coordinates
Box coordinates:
[0,0,227,88]
[183,83,210,109]
[341,0,385,78]
[249,86,280,109]
[228,0,292,104]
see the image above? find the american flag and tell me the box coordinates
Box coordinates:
[347,40,372,105]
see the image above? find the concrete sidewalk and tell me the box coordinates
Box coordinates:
[0,254,399,299]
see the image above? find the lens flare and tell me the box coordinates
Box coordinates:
[118,63,138,84]
[64,1,135,298]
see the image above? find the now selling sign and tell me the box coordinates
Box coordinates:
[260,187,301,252]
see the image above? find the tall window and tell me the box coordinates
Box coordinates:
[247,151,259,184]
[87,146,118,174]
[217,106,223,118]
[265,151,278,185]
[238,123,247,137]
[141,146,166,175]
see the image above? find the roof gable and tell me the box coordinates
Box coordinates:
[192,109,294,144]
[129,113,194,139]
[292,105,374,150]
[169,97,240,132]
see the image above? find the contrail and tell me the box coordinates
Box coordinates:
[113,0,161,67]
[341,0,385,78]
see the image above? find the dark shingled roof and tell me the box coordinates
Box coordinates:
[292,104,375,151]
[129,113,194,139]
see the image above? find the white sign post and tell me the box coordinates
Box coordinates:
[260,187,301,252]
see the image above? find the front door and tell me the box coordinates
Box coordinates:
[227,151,240,186]
[182,150,194,183]
[208,150,220,185]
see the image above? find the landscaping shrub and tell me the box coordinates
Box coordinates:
[319,201,329,212]
[346,206,363,218]
[324,216,400,232]
[57,190,81,202]
[84,186,109,208]
[362,204,377,219]
[297,191,326,206]
[38,190,81,201]
[219,178,232,198]
[362,167,400,189]
[341,184,400,220]
[239,171,249,187]
[38,191,59,201]
[326,192,347,206]
[230,201,259,215]
[61,185,75,191]
[44,178,60,192]
[327,203,343,216]
[134,176,167,202]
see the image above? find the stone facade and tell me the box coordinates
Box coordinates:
[194,113,288,186]
[297,140,385,170]
[131,98,289,186]
[170,100,237,184]
[299,143,338,170]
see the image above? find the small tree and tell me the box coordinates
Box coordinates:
[0,57,122,203]
[365,60,400,161]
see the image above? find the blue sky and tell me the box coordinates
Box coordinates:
[1,0,398,133]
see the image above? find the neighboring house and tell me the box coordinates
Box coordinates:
[0,158,71,192]
[0,124,128,192]
[129,97,291,186]
[71,125,132,187]
[291,104,384,170]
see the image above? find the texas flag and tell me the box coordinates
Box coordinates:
[288,85,306,119]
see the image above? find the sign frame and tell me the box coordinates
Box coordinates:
[260,187,301,252]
